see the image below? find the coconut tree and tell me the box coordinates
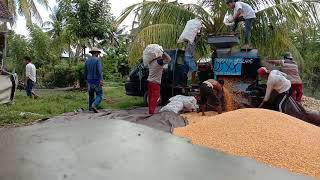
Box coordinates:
[117,0,320,65]
[3,0,49,25]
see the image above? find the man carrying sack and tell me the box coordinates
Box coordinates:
[143,44,171,115]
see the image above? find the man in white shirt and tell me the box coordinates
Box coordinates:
[25,57,36,98]
[257,67,291,111]
[266,52,303,102]
[226,0,256,48]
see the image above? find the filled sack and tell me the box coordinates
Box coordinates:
[178,19,202,43]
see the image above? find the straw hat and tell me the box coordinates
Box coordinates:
[89,47,101,54]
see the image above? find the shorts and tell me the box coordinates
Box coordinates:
[185,55,197,73]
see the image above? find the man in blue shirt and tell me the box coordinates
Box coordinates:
[84,47,103,113]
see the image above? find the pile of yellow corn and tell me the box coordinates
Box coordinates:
[175,109,320,179]
[303,96,320,112]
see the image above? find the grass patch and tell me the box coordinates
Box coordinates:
[0,85,144,127]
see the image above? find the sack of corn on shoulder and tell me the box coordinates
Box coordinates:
[143,44,164,66]
[178,18,202,44]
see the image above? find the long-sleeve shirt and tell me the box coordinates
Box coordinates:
[26,63,36,82]
[147,52,171,84]
[264,70,291,102]
[279,60,302,84]
[84,57,103,85]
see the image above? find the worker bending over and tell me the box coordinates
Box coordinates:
[257,68,291,110]
[145,47,171,115]
[266,52,303,103]
[226,0,256,48]
[199,79,225,116]
[257,67,320,126]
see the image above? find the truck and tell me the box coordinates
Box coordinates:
[125,34,264,108]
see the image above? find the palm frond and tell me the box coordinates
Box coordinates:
[138,2,196,28]
[115,3,141,27]
[30,0,43,24]
[128,23,184,65]
[18,0,32,25]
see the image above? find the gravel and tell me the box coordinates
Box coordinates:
[175,109,320,179]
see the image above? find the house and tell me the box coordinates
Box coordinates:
[0,0,13,69]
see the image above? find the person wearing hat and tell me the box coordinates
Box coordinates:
[199,79,225,116]
[226,0,256,48]
[266,52,303,102]
[257,67,291,110]
[84,47,103,113]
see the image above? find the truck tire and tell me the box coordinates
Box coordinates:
[144,91,149,107]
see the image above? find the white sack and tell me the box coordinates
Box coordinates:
[0,75,13,104]
[178,19,202,44]
[223,14,235,26]
[169,95,198,112]
[143,44,164,66]
[160,101,184,114]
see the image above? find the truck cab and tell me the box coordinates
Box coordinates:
[125,49,189,106]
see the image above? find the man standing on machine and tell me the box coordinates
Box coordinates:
[226,0,256,49]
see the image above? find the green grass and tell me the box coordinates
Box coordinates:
[0,85,144,127]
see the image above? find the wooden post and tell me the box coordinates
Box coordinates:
[2,32,7,69]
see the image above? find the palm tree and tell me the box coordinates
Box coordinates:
[3,0,49,25]
[117,0,320,65]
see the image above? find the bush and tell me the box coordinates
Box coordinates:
[73,62,86,88]
[42,63,76,88]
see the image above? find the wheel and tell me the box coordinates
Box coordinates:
[143,91,163,107]
[143,91,149,107]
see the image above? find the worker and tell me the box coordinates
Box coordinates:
[184,36,199,85]
[24,56,37,98]
[266,52,303,103]
[257,67,320,126]
[199,79,225,116]
[84,47,103,113]
[145,47,171,115]
[226,0,256,48]
[257,67,291,111]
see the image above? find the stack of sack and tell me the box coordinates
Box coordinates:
[160,95,199,114]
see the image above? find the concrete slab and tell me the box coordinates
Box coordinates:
[0,117,315,180]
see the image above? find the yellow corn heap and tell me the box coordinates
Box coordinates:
[175,109,320,179]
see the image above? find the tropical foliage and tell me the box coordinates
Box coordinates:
[6,0,129,88]
[3,0,49,24]
[117,0,320,65]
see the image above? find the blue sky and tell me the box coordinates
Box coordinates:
[13,0,198,36]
